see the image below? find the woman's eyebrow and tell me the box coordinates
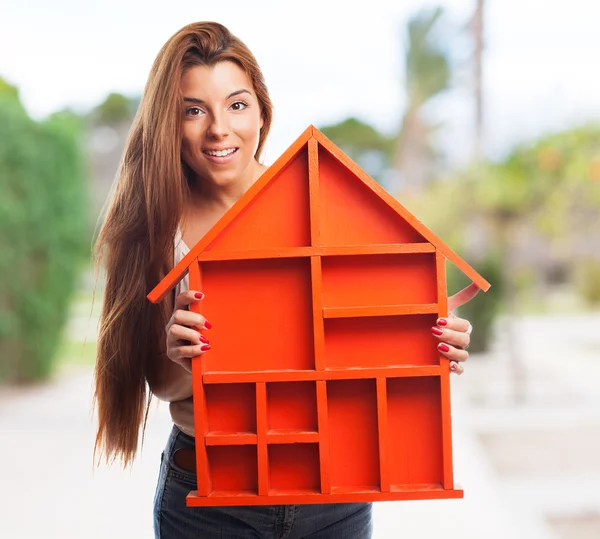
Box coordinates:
[183,89,252,104]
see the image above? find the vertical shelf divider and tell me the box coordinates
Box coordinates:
[436,251,454,489]
[316,380,331,494]
[308,136,320,247]
[376,377,390,492]
[189,259,212,496]
[311,257,325,371]
[256,382,269,495]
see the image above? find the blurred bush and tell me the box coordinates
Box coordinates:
[574,258,600,307]
[0,79,89,383]
[412,124,600,351]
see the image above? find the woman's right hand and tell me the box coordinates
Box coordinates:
[166,290,212,373]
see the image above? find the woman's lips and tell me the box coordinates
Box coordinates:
[203,148,239,164]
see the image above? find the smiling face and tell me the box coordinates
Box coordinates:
[180,61,265,192]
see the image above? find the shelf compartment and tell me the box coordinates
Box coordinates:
[267,381,318,432]
[387,377,443,485]
[207,445,258,494]
[204,146,310,252]
[318,147,425,245]
[205,383,256,434]
[200,257,314,372]
[321,254,437,309]
[268,443,321,491]
[327,379,380,490]
[323,315,440,369]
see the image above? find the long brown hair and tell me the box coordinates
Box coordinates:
[93,22,273,466]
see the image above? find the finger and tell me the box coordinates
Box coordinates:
[436,314,471,333]
[168,324,209,346]
[431,326,470,349]
[172,309,212,331]
[437,342,469,363]
[174,290,205,312]
[171,342,212,362]
[448,283,481,312]
[449,361,464,375]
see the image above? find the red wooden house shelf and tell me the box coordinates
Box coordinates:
[148,125,490,507]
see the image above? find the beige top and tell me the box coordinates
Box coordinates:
[151,229,196,437]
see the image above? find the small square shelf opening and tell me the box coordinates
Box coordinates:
[268,443,321,493]
[267,382,318,433]
[202,258,315,372]
[207,445,258,494]
[387,377,443,486]
[324,315,439,369]
[321,254,437,309]
[327,379,380,490]
[205,383,256,435]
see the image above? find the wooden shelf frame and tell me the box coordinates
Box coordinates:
[186,135,460,506]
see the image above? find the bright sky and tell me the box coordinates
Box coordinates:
[1,0,599,165]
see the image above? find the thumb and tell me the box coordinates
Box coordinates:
[448,283,481,312]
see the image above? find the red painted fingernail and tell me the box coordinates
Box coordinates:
[199,335,209,344]
[204,321,212,330]
[450,364,457,371]
[201,345,211,351]
[194,292,204,299]
[437,318,447,326]
[438,343,450,353]
[431,326,443,336]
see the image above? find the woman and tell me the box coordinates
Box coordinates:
[93,21,476,539]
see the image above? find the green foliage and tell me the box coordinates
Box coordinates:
[0,93,89,383]
[321,118,393,154]
[320,117,394,185]
[0,76,21,104]
[416,123,600,336]
[574,258,600,307]
[91,92,139,125]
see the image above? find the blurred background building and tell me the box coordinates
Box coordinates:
[1,1,599,538]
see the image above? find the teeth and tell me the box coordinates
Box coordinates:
[205,148,236,157]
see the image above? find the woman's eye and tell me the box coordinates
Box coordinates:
[185,107,202,117]
[230,101,248,111]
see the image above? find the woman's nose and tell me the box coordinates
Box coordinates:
[207,111,230,139]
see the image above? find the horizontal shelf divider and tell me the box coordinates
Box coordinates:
[187,484,463,506]
[266,430,320,444]
[205,432,257,446]
[203,366,441,384]
[197,243,435,262]
[323,304,439,318]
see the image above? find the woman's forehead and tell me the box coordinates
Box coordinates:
[180,61,253,99]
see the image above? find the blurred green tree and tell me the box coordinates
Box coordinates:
[319,117,394,186]
[415,124,600,384]
[393,6,451,192]
[90,92,139,126]
[0,78,89,383]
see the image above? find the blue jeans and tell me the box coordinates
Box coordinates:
[153,425,373,538]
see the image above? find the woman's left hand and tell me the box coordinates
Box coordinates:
[432,283,480,375]
[431,313,472,375]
